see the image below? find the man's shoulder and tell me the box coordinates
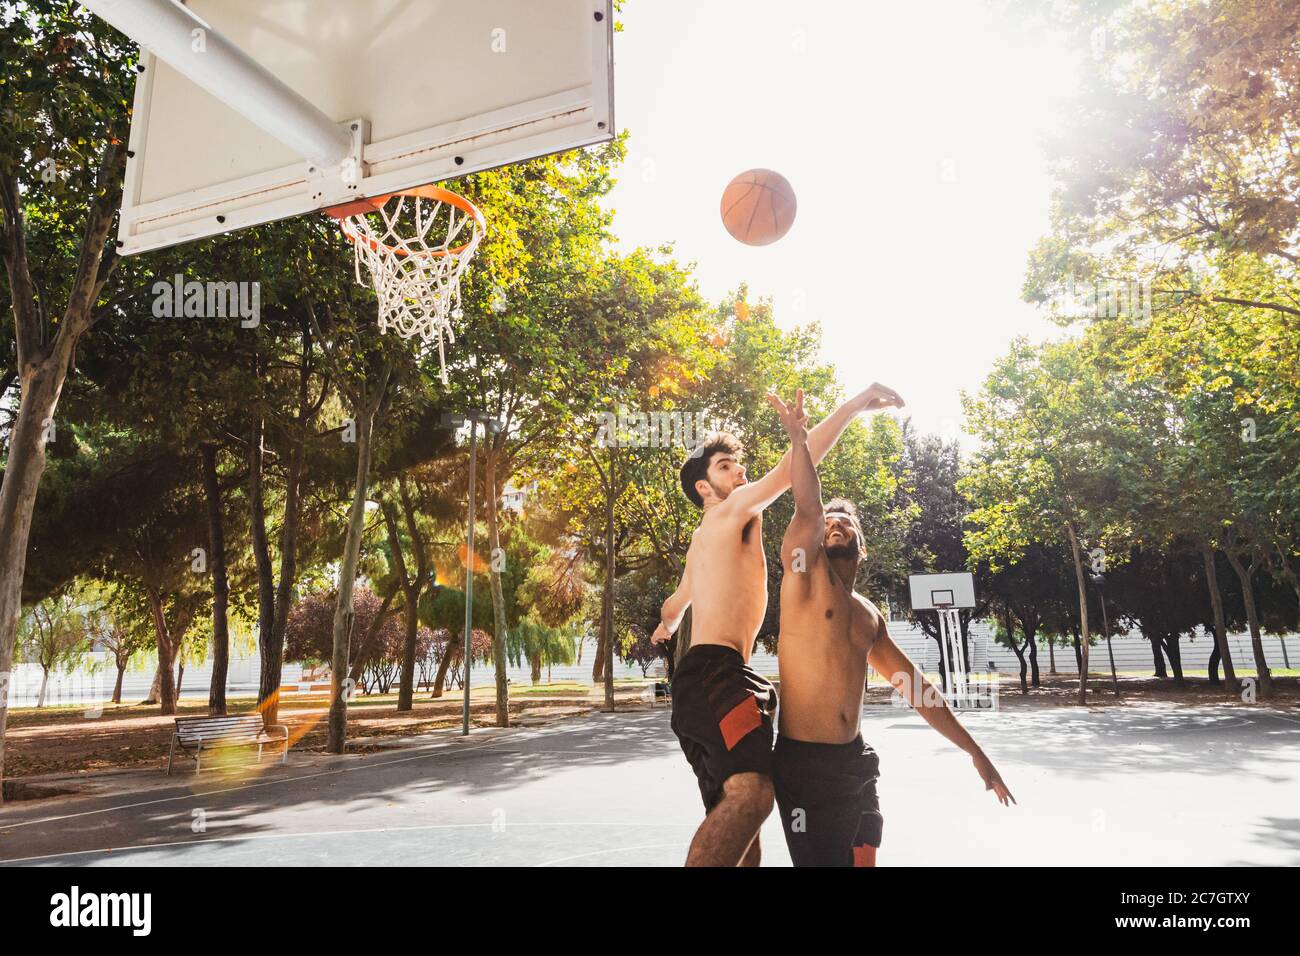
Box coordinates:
[852,593,888,631]
[853,592,883,612]
[700,499,764,534]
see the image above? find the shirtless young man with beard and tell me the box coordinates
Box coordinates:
[651,383,905,867]
[768,389,1015,866]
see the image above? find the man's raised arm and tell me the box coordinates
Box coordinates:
[867,625,1016,806]
[727,382,904,516]
[769,390,824,569]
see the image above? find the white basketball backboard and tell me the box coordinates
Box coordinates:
[908,572,976,611]
[111,0,615,255]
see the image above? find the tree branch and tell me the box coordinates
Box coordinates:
[0,171,43,370]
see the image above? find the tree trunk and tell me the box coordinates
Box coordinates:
[530,652,542,685]
[1064,522,1092,704]
[249,343,310,726]
[0,362,66,794]
[1150,636,1168,678]
[483,448,510,728]
[147,589,178,715]
[327,367,389,753]
[591,604,606,682]
[1223,549,1272,698]
[432,633,460,698]
[200,443,230,716]
[1026,632,1040,687]
[112,664,125,705]
[348,592,398,687]
[249,417,280,720]
[397,598,419,711]
[143,666,161,705]
[1207,630,1222,685]
[1200,541,1238,694]
[1162,636,1185,685]
[1003,610,1027,693]
[0,143,122,802]
[397,478,429,710]
[267,329,313,719]
[36,669,49,708]
[1047,638,1057,674]
[384,502,420,713]
[1014,641,1028,692]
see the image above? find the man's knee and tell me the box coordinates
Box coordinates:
[721,772,774,817]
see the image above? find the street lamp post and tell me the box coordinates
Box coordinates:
[1093,572,1120,697]
[442,411,503,736]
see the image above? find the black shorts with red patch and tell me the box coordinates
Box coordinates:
[773,733,883,866]
[669,644,777,811]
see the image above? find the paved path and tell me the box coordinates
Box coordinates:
[2,702,1297,866]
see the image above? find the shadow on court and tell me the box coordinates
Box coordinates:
[0,710,693,867]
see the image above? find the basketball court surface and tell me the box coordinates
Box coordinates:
[2,702,1297,867]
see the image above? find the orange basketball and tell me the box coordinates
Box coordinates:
[720,169,797,246]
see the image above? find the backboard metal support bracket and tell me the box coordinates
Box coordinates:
[81,0,352,167]
[308,119,370,210]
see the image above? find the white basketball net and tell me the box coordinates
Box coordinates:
[336,191,485,383]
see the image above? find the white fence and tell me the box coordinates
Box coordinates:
[2,652,301,709]
[4,623,1296,709]
[743,622,1297,679]
[924,621,1299,675]
[1,639,646,709]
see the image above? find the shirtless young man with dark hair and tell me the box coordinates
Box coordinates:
[768,389,1015,866]
[652,383,905,867]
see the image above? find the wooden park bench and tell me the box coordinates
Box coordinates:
[167,714,290,775]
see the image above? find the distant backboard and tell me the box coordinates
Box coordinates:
[116,0,615,255]
[908,572,976,611]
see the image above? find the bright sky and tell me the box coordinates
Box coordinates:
[604,0,1081,447]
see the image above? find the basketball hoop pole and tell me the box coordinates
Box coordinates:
[80,0,352,167]
[938,607,969,707]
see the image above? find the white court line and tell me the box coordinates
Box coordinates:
[2,821,698,866]
[534,843,689,867]
[0,713,668,832]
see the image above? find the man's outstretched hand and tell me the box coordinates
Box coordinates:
[972,751,1016,806]
[766,388,810,443]
[651,622,673,645]
[856,382,905,412]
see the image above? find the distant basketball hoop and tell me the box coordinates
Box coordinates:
[909,573,992,709]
